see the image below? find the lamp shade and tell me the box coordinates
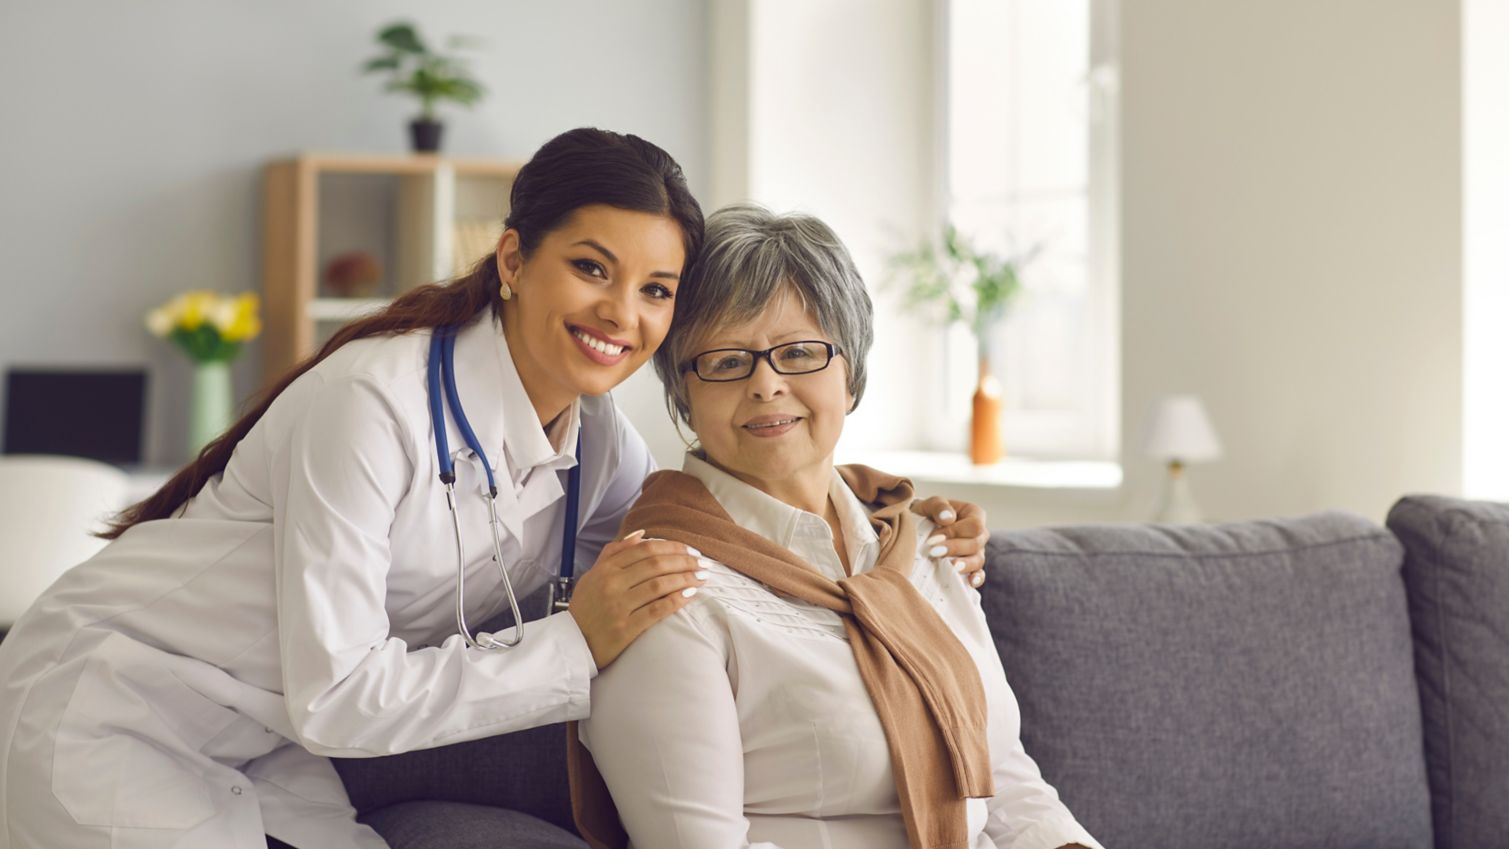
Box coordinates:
[1143,395,1223,462]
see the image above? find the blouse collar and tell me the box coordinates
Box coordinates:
[681,452,879,573]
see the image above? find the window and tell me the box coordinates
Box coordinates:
[936,0,1120,460]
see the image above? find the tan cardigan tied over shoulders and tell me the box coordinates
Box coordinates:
[567,464,995,849]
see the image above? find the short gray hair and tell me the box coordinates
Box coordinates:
[653,202,874,428]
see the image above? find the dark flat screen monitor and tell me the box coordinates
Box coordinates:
[3,368,147,465]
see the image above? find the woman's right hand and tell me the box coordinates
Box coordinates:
[568,529,708,669]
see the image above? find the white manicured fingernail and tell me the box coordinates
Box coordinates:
[953,559,966,573]
[686,546,702,558]
[926,533,946,546]
[971,572,984,587]
[681,587,699,598]
[694,570,709,580]
[939,510,956,522]
[623,529,646,542]
[929,544,948,558]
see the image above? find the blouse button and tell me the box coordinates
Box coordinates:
[231,786,244,796]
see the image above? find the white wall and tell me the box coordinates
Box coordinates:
[698,0,940,459]
[703,0,1464,528]
[0,0,707,467]
[1,0,1469,528]
[1118,0,1462,525]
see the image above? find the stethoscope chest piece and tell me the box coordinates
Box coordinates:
[548,575,575,614]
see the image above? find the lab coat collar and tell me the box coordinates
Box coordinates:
[448,312,581,482]
[681,452,879,556]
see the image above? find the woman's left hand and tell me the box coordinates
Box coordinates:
[911,497,991,587]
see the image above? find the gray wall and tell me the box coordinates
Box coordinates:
[0,0,707,466]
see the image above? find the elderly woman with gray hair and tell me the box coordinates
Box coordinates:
[568,204,1103,849]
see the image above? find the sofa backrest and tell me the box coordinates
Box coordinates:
[982,511,1433,849]
[1389,494,1509,849]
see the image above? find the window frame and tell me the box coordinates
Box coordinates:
[928,0,1122,462]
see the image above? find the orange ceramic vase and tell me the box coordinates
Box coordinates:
[970,356,1004,465]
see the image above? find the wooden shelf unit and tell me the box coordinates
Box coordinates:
[260,152,522,388]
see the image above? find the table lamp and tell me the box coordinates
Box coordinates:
[1143,395,1223,523]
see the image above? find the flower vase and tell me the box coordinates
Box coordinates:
[970,355,1004,465]
[188,360,233,458]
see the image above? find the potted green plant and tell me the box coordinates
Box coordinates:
[144,291,262,458]
[887,224,1039,464]
[362,21,486,153]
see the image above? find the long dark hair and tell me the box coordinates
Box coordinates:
[100,128,704,540]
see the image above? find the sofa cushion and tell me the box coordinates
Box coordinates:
[333,586,579,835]
[332,721,577,836]
[361,800,586,849]
[1388,494,1509,849]
[982,511,1431,849]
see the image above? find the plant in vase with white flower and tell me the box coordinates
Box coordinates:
[145,291,261,457]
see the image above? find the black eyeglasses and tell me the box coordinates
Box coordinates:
[682,340,842,382]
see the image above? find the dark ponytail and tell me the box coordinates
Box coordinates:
[99,127,704,539]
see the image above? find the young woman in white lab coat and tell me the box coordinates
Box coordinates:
[0,128,989,849]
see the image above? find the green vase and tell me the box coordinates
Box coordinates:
[188,360,233,458]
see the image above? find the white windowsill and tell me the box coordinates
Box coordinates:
[836,449,1123,492]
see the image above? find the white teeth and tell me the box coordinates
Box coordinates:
[748,418,798,429]
[572,328,625,356]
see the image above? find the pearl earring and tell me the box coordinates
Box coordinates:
[500,280,514,301]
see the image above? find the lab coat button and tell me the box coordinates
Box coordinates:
[231,786,244,796]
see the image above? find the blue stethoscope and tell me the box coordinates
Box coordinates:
[428,325,581,650]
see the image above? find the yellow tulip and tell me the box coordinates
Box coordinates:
[146,289,261,350]
[145,307,174,337]
[223,292,261,342]
[162,294,185,325]
[209,298,239,335]
[179,291,214,331]
[229,314,262,342]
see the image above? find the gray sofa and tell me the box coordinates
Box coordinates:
[334,494,1509,849]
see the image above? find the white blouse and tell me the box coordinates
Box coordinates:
[578,454,1104,849]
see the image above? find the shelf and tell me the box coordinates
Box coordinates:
[835,449,1123,491]
[261,151,520,391]
[308,298,391,322]
[274,151,526,177]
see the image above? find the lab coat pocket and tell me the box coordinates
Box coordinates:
[52,637,234,829]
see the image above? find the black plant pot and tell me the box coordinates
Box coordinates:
[409,118,444,153]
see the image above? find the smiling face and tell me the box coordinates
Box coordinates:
[684,287,854,503]
[497,204,687,424]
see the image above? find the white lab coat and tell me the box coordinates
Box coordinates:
[0,311,653,849]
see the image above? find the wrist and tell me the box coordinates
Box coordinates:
[566,606,604,675]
